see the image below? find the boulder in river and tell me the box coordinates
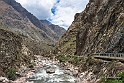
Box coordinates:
[64,70,73,76]
[0,76,9,83]
[46,69,55,74]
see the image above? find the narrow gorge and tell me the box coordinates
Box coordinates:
[0,0,124,83]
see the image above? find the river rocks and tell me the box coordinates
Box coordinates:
[64,70,73,75]
[15,72,23,77]
[0,76,9,83]
[46,69,55,74]
[73,70,78,77]
[75,78,89,83]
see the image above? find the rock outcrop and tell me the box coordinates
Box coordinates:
[76,0,124,56]
[53,22,77,55]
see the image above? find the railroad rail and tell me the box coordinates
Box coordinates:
[93,53,124,61]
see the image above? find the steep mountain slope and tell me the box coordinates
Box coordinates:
[76,0,124,56]
[0,28,34,78]
[0,0,66,55]
[40,20,52,25]
[54,0,124,56]
[53,0,124,82]
[53,21,77,55]
[41,20,66,40]
[0,0,52,44]
[0,0,53,55]
[4,0,66,41]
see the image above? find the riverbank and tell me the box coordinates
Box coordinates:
[9,56,124,83]
[57,60,90,83]
[13,55,90,83]
[0,55,43,83]
[40,56,90,83]
[12,55,50,83]
[0,55,90,83]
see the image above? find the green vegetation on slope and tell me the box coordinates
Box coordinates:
[0,27,34,78]
[22,38,53,55]
[57,54,85,66]
[7,68,17,80]
[101,72,124,83]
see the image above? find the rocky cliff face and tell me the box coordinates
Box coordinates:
[76,0,124,56]
[53,0,124,82]
[53,21,77,55]
[55,0,124,56]
[0,28,34,77]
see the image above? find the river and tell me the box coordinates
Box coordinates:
[27,59,76,83]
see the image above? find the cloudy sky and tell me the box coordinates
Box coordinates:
[15,0,89,29]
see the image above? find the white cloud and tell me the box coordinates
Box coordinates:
[50,0,89,29]
[16,0,57,20]
[15,0,89,29]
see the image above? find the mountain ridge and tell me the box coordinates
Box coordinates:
[41,20,66,40]
[0,0,66,58]
[1,0,66,44]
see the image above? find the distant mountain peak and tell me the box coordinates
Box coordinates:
[40,20,52,25]
[0,0,66,44]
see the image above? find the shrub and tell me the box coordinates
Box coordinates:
[58,55,69,62]
[7,68,17,80]
[121,30,124,33]
[70,55,79,65]
[101,72,124,83]
[118,72,124,83]
[29,62,36,68]
[86,56,95,66]
[66,55,85,66]
[102,79,122,83]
